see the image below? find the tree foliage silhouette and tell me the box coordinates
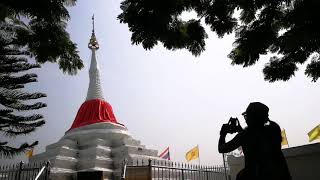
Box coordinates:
[0,0,81,157]
[118,0,320,82]
[0,0,83,75]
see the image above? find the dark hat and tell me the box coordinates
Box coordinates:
[242,102,269,116]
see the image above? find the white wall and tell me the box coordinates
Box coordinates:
[227,143,320,180]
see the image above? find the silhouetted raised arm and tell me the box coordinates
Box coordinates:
[218,125,243,153]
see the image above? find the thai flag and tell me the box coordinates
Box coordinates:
[159,147,170,160]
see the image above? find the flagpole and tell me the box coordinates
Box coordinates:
[197,145,201,166]
[286,130,290,148]
[222,153,228,180]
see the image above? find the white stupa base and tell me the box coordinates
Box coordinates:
[30,122,160,180]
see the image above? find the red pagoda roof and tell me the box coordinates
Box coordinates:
[68,99,123,131]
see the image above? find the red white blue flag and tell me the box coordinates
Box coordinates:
[159,147,170,160]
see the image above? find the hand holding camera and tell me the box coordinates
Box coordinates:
[220,117,243,135]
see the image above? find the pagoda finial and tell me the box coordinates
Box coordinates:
[92,14,95,34]
[86,15,104,101]
[88,14,99,50]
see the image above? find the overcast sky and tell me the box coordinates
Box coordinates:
[2,0,319,165]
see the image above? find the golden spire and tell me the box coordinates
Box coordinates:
[88,15,99,50]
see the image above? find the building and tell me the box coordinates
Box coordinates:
[227,143,320,180]
[30,17,160,180]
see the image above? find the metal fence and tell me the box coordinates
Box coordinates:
[123,159,230,180]
[0,161,50,180]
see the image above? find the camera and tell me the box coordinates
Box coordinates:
[225,117,242,134]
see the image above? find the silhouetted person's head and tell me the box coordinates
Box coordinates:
[242,102,269,127]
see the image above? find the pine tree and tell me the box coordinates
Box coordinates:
[0,19,46,157]
[0,0,82,158]
[118,0,320,82]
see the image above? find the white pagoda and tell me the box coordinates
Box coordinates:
[30,17,159,180]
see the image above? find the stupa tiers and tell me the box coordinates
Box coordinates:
[30,16,159,180]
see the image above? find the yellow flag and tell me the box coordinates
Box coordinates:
[25,148,33,158]
[185,145,199,162]
[308,124,320,142]
[281,129,289,146]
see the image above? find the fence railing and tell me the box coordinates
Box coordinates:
[123,159,230,180]
[0,161,50,180]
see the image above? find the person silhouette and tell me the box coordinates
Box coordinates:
[218,102,291,180]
